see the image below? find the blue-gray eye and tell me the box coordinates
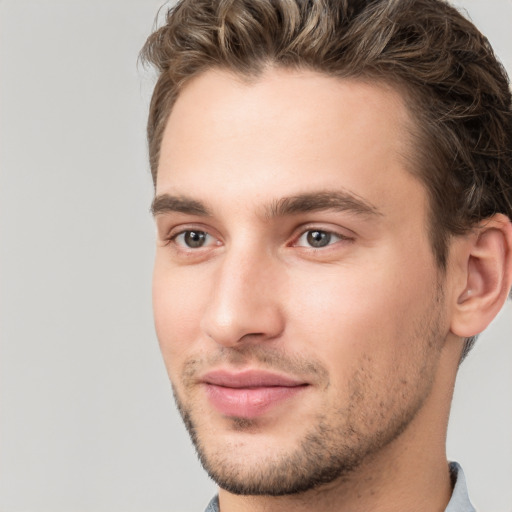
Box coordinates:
[176,230,209,248]
[295,230,344,248]
[306,230,331,248]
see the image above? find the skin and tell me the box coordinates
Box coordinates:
[151,68,508,511]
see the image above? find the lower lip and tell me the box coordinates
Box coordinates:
[204,384,307,419]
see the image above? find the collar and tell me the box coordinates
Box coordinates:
[445,462,476,512]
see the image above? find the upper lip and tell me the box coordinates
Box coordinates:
[201,369,308,388]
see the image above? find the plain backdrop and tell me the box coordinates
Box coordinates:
[0,1,511,511]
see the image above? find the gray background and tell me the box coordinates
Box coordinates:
[0,1,510,511]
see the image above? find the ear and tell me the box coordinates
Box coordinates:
[450,214,512,338]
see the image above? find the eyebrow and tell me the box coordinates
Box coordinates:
[151,194,212,217]
[151,190,382,219]
[265,190,382,219]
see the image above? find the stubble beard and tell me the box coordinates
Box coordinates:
[175,390,381,496]
[171,288,446,497]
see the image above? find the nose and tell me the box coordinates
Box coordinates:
[200,247,285,347]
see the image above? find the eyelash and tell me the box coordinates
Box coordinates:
[165,226,353,252]
[292,229,351,249]
[170,230,218,249]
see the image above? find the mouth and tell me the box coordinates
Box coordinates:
[200,369,310,419]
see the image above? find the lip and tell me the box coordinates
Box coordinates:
[201,369,309,419]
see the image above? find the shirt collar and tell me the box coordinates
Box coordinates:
[204,495,219,512]
[445,462,476,512]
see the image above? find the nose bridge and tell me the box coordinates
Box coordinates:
[201,239,283,346]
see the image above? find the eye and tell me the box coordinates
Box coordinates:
[295,229,345,248]
[173,230,213,249]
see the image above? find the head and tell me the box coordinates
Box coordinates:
[142,0,512,501]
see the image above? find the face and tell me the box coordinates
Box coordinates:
[152,69,450,495]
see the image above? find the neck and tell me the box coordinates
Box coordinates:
[219,442,452,512]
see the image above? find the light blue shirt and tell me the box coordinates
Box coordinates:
[203,462,475,512]
[445,462,476,512]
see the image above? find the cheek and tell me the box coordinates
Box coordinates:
[152,257,207,364]
[284,251,437,371]
[284,265,441,423]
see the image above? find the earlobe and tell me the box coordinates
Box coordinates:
[451,214,512,338]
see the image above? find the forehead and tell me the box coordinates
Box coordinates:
[156,68,424,221]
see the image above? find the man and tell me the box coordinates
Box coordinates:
[141,0,512,510]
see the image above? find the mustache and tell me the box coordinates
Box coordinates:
[181,344,329,388]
